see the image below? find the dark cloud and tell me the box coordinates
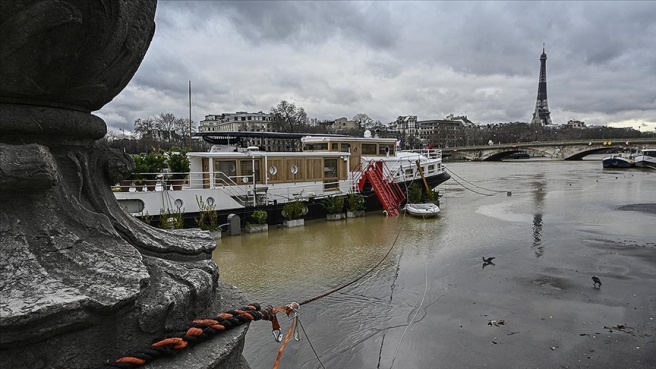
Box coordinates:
[160,1,395,49]
[97,1,656,134]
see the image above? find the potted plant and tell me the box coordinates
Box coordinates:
[195,196,221,239]
[167,147,190,190]
[143,150,167,191]
[346,192,366,218]
[128,154,150,191]
[425,188,441,206]
[159,207,184,229]
[406,183,423,204]
[322,194,345,221]
[245,209,268,233]
[282,199,306,227]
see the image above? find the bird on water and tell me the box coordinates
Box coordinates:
[592,276,602,288]
[482,257,495,268]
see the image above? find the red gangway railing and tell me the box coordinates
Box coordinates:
[357,160,406,216]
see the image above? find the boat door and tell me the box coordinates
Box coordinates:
[323,158,339,190]
[343,142,362,171]
[202,158,210,189]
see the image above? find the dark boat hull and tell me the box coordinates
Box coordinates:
[602,156,634,168]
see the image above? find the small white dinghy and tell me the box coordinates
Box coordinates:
[404,203,440,218]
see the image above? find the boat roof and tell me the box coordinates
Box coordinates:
[194,131,349,145]
[188,150,348,158]
[301,136,397,144]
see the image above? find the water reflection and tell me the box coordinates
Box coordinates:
[531,176,546,257]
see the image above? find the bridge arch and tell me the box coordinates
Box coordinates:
[441,138,656,161]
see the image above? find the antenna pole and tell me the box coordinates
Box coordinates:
[188,80,192,149]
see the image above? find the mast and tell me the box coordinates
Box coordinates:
[188,80,192,149]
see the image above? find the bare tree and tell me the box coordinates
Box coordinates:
[352,113,373,129]
[270,100,308,133]
[133,117,155,139]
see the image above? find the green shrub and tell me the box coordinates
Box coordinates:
[250,209,267,224]
[144,150,167,174]
[131,155,149,182]
[159,208,184,229]
[322,194,345,214]
[346,192,365,212]
[407,183,423,203]
[195,196,220,231]
[167,147,190,179]
[282,199,305,220]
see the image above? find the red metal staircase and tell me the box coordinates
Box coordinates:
[358,161,406,216]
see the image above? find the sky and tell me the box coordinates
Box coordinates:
[97,1,656,135]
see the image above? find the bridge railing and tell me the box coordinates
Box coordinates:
[442,137,656,151]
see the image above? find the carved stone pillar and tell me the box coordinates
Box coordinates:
[0,2,248,368]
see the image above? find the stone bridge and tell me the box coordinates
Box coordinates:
[442,138,656,161]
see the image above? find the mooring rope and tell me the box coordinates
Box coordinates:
[96,304,271,368]
[299,226,402,306]
[445,167,508,195]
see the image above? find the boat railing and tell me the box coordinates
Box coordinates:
[114,171,188,192]
[350,162,365,192]
[400,148,443,160]
[117,170,354,206]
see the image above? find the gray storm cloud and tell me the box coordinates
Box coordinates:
[97,1,656,133]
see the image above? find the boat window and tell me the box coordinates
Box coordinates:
[427,164,435,172]
[303,143,328,151]
[324,159,338,178]
[379,145,390,155]
[331,143,338,151]
[362,144,377,155]
[214,160,237,185]
[340,143,350,153]
[405,168,414,177]
[269,165,278,175]
[290,164,299,174]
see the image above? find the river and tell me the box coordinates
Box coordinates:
[213,157,656,369]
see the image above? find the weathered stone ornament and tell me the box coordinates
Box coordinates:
[0,1,248,368]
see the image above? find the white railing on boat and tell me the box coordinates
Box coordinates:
[114,171,354,205]
[399,148,443,159]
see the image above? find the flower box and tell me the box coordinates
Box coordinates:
[283,219,304,228]
[327,213,346,221]
[245,224,268,233]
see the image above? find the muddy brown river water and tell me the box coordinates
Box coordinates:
[213,158,656,369]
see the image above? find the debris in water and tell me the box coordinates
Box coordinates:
[592,276,602,288]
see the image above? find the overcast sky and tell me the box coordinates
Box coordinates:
[97,1,656,135]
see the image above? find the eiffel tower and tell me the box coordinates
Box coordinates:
[531,45,553,125]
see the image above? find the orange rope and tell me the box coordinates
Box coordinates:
[272,318,295,369]
[186,327,203,337]
[152,337,188,350]
[116,357,146,365]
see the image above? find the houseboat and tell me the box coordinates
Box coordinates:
[633,148,656,169]
[114,131,450,228]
